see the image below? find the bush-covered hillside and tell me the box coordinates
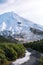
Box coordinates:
[0,43,25,65]
[24,39,43,53]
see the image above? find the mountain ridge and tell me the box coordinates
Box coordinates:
[0,12,43,42]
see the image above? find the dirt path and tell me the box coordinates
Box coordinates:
[21,48,40,65]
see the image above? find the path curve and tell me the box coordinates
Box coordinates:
[21,48,40,65]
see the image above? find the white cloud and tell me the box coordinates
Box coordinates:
[1,22,6,31]
[0,0,43,26]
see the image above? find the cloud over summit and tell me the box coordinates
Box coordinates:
[0,0,43,26]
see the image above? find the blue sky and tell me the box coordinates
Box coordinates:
[0,0,43,26]
[0,0,7,3]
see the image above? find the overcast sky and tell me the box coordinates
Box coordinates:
[0,0,43,26]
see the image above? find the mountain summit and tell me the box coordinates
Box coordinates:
[0,12,43,42]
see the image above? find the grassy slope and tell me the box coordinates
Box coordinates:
[0,42,25,65]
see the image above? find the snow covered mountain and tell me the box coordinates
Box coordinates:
[0,12,43,42]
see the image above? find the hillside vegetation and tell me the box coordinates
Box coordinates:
[0,43,25,65]
[24,39,43,53]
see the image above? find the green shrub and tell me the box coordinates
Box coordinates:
[17,44,26,57]
[3,45,17,61]
[0,53,7,65]
[0,49,5,54]
[39,57,43,65]
[12,44,25,58]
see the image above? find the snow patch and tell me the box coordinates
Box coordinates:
[1,22,6,31]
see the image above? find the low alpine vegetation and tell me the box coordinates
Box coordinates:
[24,39,43,53]
[0,43,25,65]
